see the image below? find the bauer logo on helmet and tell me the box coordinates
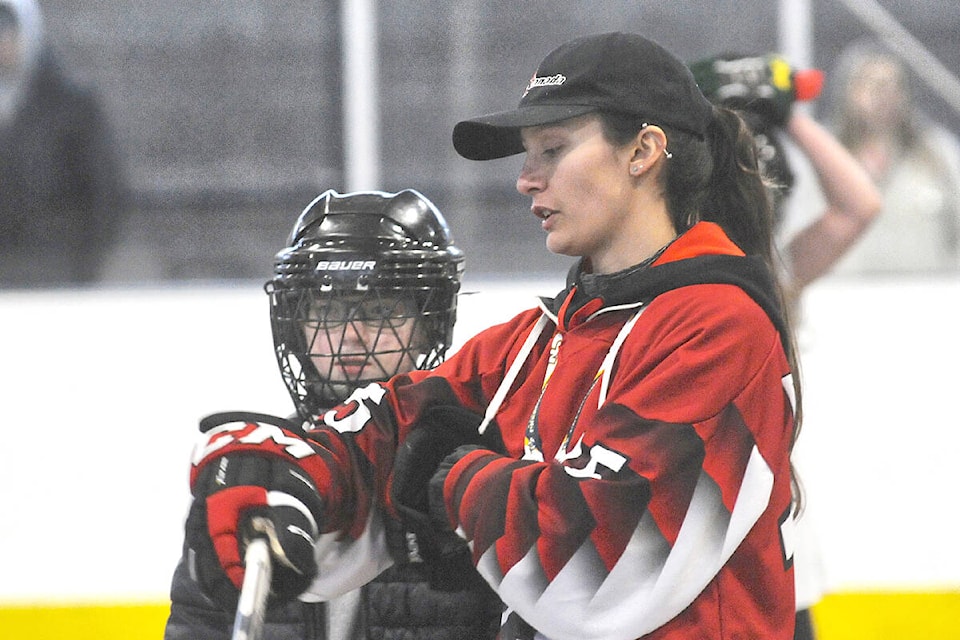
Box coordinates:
[314,260,377,272]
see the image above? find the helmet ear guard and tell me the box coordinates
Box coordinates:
[266,189,464,421]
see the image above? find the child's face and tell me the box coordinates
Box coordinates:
[301,293,421,396]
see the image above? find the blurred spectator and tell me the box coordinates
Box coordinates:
[0,0,128,288]
[804,39,960,276]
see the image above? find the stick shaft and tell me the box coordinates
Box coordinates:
[231,538,273,640]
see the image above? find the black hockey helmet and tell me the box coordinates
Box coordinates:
[265,189,464,421]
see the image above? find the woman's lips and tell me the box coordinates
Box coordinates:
[532,205,558,230]
[532,205,556,220]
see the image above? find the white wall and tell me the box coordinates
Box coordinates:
[791,275,960,591]
[0,274,956,603]
[0,285,289,603]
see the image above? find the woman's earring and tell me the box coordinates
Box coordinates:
[631,164,643,175]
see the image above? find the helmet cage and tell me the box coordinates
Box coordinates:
[266,189,463,420]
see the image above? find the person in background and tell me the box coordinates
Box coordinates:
[164,189,501,640]
[0,0,128,287]
[181,32,803,639]
[817,39,960,275]
[691,51,882,640]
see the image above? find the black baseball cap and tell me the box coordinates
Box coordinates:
[453,32,714,161]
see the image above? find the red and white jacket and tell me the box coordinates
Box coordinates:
[307,222,798,640]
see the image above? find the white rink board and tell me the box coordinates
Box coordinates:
[790,275,960,592]
[0,274,956,602]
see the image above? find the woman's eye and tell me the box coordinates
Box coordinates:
[542,146,561,158]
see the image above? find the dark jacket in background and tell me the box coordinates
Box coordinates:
[0,48,128,287]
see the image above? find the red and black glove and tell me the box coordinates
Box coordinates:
[184,412,328,611]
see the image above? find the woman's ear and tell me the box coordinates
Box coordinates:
[629,125,670,173]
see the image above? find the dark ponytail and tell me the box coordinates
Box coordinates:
[654,106,775,260]
[701,107,775,260]
[701,108,806,514]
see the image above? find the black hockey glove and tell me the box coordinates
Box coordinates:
[184,412,326,611]
[427,442,486,530]
[689,53,823,127]
[389,405,502,590]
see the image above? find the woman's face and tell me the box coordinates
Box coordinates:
[846,57,908,129]
[301,294,420,396]
[516,114,640,273]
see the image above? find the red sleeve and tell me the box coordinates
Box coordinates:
[305,307,549,533]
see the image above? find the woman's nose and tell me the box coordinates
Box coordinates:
[516,158,544,195]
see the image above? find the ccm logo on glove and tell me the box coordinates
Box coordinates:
[193,422,317,468]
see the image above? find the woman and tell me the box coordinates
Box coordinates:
[186,33,803,640]
[814,40,960,275]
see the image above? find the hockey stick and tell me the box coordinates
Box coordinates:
[231,535,273,640]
